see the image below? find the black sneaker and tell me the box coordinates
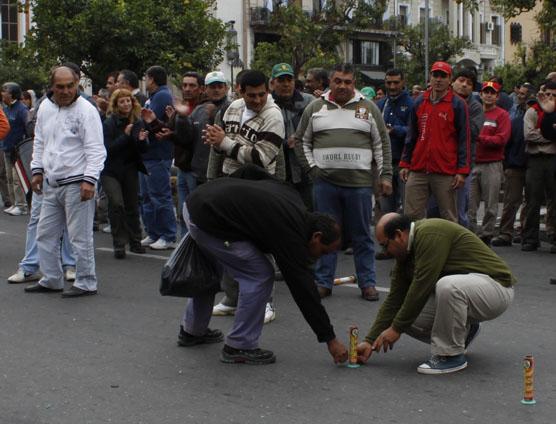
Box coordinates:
[177,326,223,347]
[491,236,511,247]
[220,344,276,365]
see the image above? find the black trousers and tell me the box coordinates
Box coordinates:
[101,167,142,248]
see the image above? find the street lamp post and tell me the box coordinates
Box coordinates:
[225,20,241,87]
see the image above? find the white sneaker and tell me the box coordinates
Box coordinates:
[6,206,26,216]
[3,205,15,214]
[7,269,42,284]
[264,302,276,324]
[64,267,76,282]
[141,236,156,246]
[102,224,111,234]
[150,238,176,250]
[212,302,236,316]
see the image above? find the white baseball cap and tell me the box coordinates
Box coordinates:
[205,71,227,85]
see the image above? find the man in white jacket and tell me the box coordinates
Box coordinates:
[25,65,106,297]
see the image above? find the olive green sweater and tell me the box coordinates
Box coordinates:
[366,219,516,342]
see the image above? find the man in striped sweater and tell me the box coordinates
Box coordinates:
[296,63,393,301]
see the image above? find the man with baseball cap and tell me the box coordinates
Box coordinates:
[400,61,470,222]
[468,81,511,245]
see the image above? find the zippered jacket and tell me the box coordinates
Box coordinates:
[31,94,106,186]
[400,89,470,175]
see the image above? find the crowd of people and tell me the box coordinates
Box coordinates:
[2,59,556,374]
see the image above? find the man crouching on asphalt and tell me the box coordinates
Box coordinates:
[178,164,348,365]
[357,213,516,374]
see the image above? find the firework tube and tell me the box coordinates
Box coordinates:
[521,354,536,405]
[347,325,361,368]
[334,275,356,285]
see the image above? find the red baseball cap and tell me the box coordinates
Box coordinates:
[481,81,501,93]
[431,61,452,75]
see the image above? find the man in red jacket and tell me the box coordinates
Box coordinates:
[400,61,470,222]
[468,81,511,245]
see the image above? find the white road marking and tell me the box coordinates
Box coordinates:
[95,247,391,292]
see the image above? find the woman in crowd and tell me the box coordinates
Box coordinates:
[101,88,149,258]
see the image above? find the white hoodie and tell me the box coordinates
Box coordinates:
[31,95,106,186]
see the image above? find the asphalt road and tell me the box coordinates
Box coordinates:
[1,211,555,424]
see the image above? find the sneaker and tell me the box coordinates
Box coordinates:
[6,206,26,216]
[417,354,468,375]
[102,224,111,234]
[141,236,156,247]
[177,326,223,347]
[3,205,15,214]
[212,302,236,316]
[7,269,41,284]
[344,247,354,255]
[64,268,76,282]
[464,323,481,351]
[150,238,176,250]
[3,200,12,208]
[264,302,276,324]
[220,344,276,365]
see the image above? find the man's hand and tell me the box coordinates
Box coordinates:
[537,92,556,113]
[287,135,297,149]
[165,105,176,121]
[203,124,225,147]
[400,168,409,182]
[371,326,400,353]
[155,127,174,140]
[356,341,374,364]
[451,173,465,189]
[31,174,43,194]
[174,103,191,117]
[124,124,133,136]
[140,108,157,124]
[80,181,95,201]
[327,338,348,364]
[380,179,393,196]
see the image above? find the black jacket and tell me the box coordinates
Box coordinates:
[186,165,335,343]
[101,115,148,178]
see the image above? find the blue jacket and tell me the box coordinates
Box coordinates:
[143,85,174,161]
[1,100,28,152]
[504,103,527,169]
[377,90,413,164]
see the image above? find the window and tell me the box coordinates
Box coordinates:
[491,15,501,46]
[1,0,18,42]
[360,41,380,65]
[399,5,408,27]
[510,22,522,44]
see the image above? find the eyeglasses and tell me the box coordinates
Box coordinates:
[545,92,556,98]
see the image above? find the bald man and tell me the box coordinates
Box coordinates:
[26,66,106,297]
[357,213,515,374]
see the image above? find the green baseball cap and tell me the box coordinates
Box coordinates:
[271,63,294,79]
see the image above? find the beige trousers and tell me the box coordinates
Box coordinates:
[404,171,458,222]
[405,273,514,356]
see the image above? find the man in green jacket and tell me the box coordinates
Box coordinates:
[357,213,515,374]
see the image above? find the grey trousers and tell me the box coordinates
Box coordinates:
[405,273,514,356]
[181,211,274,349]
[36,182,97,291]
[498,168,525,241]
[404,172,458,222]
[469,161,503,238]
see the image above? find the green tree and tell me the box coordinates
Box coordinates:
[250,0,387,77]
[0,41,54,91]
[395,20,472,87]
[25,0,226,86]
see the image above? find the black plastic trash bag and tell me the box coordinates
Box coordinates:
[160,234,222,297]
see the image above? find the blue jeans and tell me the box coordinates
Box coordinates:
[313,178,375,289]
[19,192,75,273]
[378,165,404,213]
[177,170,198,239]
[139,159,177,242]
